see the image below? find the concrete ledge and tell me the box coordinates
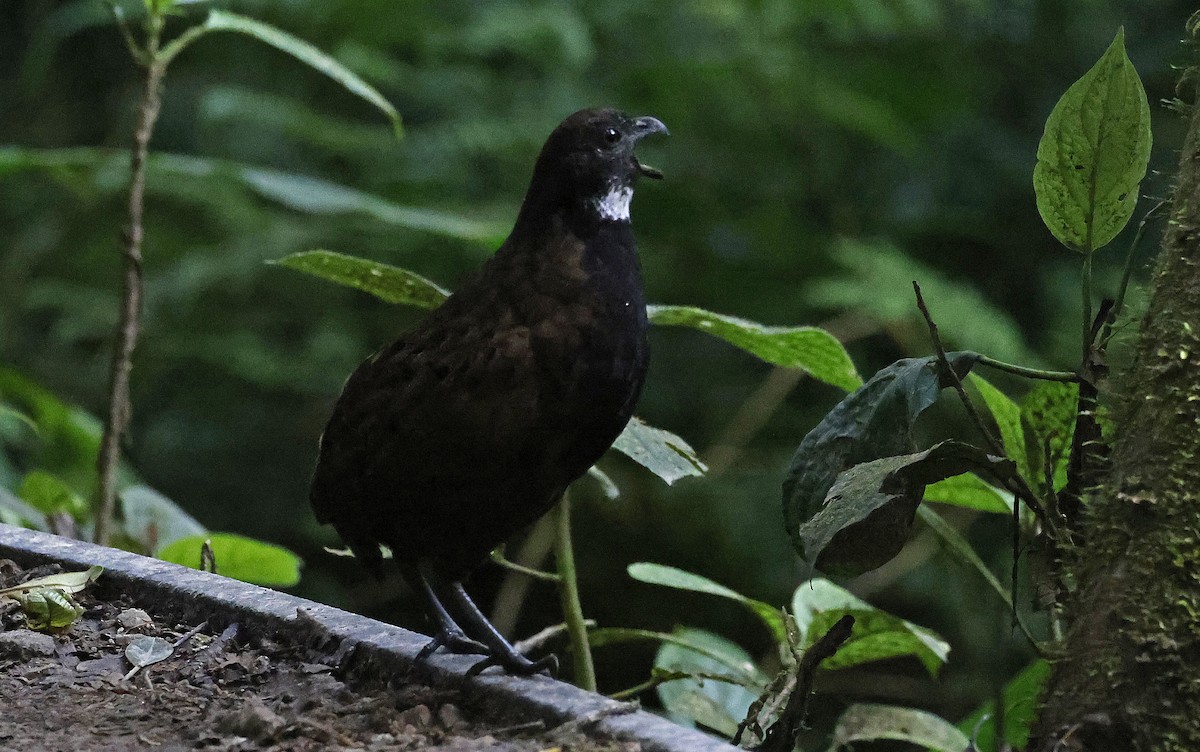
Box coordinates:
[0,523,735,752]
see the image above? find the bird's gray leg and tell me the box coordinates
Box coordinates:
[397,561,488,660]
[436,579,558,677]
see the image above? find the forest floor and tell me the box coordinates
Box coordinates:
[0,559,636,752]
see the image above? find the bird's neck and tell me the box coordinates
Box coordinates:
[515,177,637,239]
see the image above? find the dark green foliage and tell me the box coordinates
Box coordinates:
[782,352,979,555]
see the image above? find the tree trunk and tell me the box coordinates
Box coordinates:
[1031,84,1200,750]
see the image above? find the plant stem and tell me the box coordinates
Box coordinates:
[94,14,166,546]
[553,491,596,692]
[1081,252,1093,363]
[976,355,1079,383]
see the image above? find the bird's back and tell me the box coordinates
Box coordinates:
[311,215,648,576]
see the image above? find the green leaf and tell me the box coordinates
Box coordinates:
[1021,381,1078,494]
[923,472,1012,514]
[797,440,1008,576]
[782,353,980,558]
[0,487,49,530]
[19,588,85,632]
[612,417,706,485]
[0,148,503,243]
[273,250,450,308]
[968,373,1029,481]
[186,11,402,137]
[589,627,767,686]
[792,578,949,677]
[654,627,766,738]
[157,533,301,587]
[957,660,1051,752]
[828,703,969,752]
[120,485,207,554]
[1033,27,1152,253]
[18,469,89,521]
[646,305,861,392]
[627,563,786,643]
[0,565,103,598]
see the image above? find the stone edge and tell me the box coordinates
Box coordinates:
[0,524,735,752]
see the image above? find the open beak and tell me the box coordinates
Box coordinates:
[631,115,668,179]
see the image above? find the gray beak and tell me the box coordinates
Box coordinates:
[631,116,668,179]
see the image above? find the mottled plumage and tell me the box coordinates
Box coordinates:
[310,108,667,673]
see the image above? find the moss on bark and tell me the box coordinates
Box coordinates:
[1031,86,1200,751]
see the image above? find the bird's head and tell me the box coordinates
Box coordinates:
[520,107,669,228]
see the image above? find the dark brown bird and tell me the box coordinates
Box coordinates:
[310,108,667,674]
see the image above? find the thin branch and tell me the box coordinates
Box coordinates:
[554,492,596,692]
[489,549,561,583]
[752,615,855,752]
[977,355,1079,383]
[94,17,167,546]
[912,282,1049,524]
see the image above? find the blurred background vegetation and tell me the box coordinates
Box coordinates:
[0,0,1192,739]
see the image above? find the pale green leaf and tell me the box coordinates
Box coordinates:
[190,11,402,137]
[969,373,1029,481]
[828,703,968,752]
[272,250,449,308]
[18,469,89,521]
[125,635,174,668]
[628,563,786,642]
[588,627,767,686]
[0,566,102,598]
[923,472,1012,514]
[654,627,765,738]
[792,578,949,676]
[120,485,207,553]
[612,417,706,485]
[20,589,85,631]
[957,660,1051,752]
[1033,27,1152,252]
[647,305,861,392]
[158,533,301,587]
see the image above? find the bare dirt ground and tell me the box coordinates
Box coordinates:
[0,559,638,752]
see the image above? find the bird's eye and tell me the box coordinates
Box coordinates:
[603,127,621,145]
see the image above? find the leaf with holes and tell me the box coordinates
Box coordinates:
[1033,27,1151,253]
[612,417,706,485]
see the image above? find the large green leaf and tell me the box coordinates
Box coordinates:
[956,660,1051,752]
[166,11,403,137]
[796,441,1009,575]
[782,353,980,559]
[646,305,861,392]
[653,627,766,738]
[792,578,949,677]
[157,533,301,587]
[627,562,786,642]
[1033,28,1151,253]
[828,703,968,752]
[273,250,450,308]
[612,417,706,485]
[0,148,502,243]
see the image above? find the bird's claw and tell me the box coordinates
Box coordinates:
[466,651,558,678]
[417,629,489,662]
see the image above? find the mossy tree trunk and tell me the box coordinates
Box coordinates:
[1031,84,1200,752]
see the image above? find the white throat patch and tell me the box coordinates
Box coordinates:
[593,185,633,222]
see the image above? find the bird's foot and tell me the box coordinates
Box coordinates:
[466,650,558,678]
[417,628,489,662]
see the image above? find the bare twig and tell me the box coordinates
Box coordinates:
[751,615,855,752]
[94,16,167,546]
[912,282,1048,524]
